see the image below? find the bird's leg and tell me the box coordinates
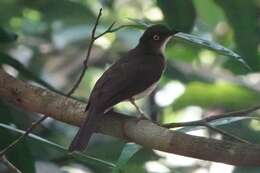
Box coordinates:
[129,98,146,119]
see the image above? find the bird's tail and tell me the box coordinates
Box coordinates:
[69,107,100,152]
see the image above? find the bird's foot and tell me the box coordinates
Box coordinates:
[136,113,160,126]
[138,112,148,119]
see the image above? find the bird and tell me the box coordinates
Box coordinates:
[69,24,179,152]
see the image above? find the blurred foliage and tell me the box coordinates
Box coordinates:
[112,143,142,173]
[0,0,260,173]
[173,82,260,110]
[0,28,17,43]
[0,102,35,173]
[157,0,196,32]
[214,0,260,71]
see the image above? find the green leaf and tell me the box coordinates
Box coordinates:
[0,28,18,43]
[0,123,116,168]
[157,0,196,32]
[174,32,252,71]
[214,0,260,71]
[5,140,36,173]
[112,143,142,173]
[0,102,36,173]
[0,123,35,172]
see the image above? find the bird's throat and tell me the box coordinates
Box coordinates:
[160,37,171,53]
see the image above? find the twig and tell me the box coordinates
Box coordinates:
[66,8,103,96]
[162,105,260,143]
[0,7,131,158]
[1,156,22,173]
[0,116,46,156]
[66,12,131,95]
[163,105,260,128]
[94,24,138,40]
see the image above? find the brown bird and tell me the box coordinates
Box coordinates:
[69,24,179,152]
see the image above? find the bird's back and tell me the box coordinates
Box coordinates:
[87,47,165,112]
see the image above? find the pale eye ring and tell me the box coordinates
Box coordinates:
[153,35,160,40]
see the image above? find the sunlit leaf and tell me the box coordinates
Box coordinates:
[0,123,115,168]
[174,32,252,71]
[112,143,142,173]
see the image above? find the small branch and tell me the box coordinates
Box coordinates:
[94,21,116,40]
[1,156,22,173]
[94,23,137,40]
[0,116,46,156]
[66,8,103,96]
[162,106,260,144]
[163,105,260,128]
[67,12,132,96]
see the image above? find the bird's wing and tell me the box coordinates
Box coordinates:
[88,54,163,110]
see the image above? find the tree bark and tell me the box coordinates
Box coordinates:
[0,69,260,166]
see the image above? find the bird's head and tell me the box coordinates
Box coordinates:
[139,24,179,52]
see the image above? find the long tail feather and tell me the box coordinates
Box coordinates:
[69,107,100,152]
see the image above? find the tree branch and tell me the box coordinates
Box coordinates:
[1,69,260,166]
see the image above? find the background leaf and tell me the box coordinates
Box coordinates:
[174,32,251,71]
[0,52,62,94]
[112,143,142,173]
[0,28,17,43]
[0,123,116,168]
[214,0,260,71]
[0,103,35,173]
[157,0,196,32]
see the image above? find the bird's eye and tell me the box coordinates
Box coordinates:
[153,35,160,41]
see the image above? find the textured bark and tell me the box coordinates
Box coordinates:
[0,69,260,166]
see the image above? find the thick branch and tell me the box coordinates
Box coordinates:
[0,69,260,166]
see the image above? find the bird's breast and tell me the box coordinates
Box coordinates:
[132,81,159,100]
